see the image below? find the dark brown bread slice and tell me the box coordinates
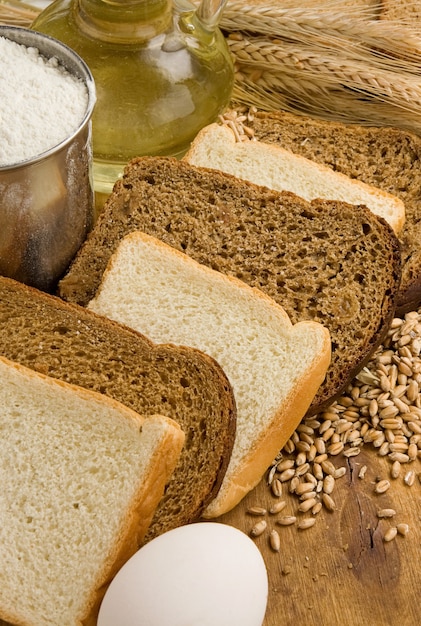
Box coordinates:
[0,276,236,540]
[58,157,401,415]
[246,109,421,314]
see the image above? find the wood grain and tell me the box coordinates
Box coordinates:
[1,447,419,626]
[220,447,421,626]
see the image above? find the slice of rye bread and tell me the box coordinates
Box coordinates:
[0,276,236,540]
[58,157,402,416]
[245,109,421,314]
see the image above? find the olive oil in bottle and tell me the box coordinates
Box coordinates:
[32,0,234,198]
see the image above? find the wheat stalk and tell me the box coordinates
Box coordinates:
[235,63,421,116]
[229,36,421,105]
[0,0,39,26]
[221,2,421,61]
[228,31,421,76]
[226,4,421,137]
[232,77,421,135]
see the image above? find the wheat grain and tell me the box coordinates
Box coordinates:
[377,508,397,518]
[277,516,297,526]
[397,523,410,536]
[404,470,415,486]
[268,501,287,515]
[312,502,323,515]
[269,529,281,552]
[358,465,368,479]
[383,526,398,542]
[293,482,314,497]
[323,475,335,495]
[375,479,391,494]
[321,493,336,511]
[247,506,267,516]
[250,520,267,537]
[390,460,401,479]
[278,468,296,482]
[298,497,318,513]
[271,478,283,497]
[297,517,316,530]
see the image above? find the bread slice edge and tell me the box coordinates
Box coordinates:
[183,122,406,234]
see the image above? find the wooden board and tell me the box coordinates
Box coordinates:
[220,447,421,626]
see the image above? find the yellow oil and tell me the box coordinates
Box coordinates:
[32,0,234,196]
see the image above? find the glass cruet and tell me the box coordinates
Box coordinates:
[31,0,234,201]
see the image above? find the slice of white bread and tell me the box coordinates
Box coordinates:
[183,122,405,234]
[88,231,331,518]
[0,355,184,626]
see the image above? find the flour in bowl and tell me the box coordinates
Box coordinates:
[0,35,89,166]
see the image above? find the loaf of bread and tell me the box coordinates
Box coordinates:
[58,156,401,415]
[183,123,405,234]
[0,355,184,626]
[245,109,421,314]
[88,231,331,517]
[0,276,236,540]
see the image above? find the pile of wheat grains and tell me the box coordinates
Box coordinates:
[219,109,421,549]
[246,308,421,551]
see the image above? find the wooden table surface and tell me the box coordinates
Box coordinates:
[1,432,419,626]
[220,447,421,626]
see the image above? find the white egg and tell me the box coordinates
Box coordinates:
[98,522,268,626]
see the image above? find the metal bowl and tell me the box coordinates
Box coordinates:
[0,26,96,292]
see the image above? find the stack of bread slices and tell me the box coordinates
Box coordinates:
[0,108,411,626]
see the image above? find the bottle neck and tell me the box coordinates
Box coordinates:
[196,0,228,30]
[73,0,173,43]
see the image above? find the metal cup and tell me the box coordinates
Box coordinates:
[0,26,96,292]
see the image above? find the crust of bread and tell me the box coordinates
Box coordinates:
[203,319,331,518]
[184,123,405,235]
[82,414,185,625]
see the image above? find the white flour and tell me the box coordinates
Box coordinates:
[0,36,89,166]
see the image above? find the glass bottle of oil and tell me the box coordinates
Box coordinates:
[31,0,234,201]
